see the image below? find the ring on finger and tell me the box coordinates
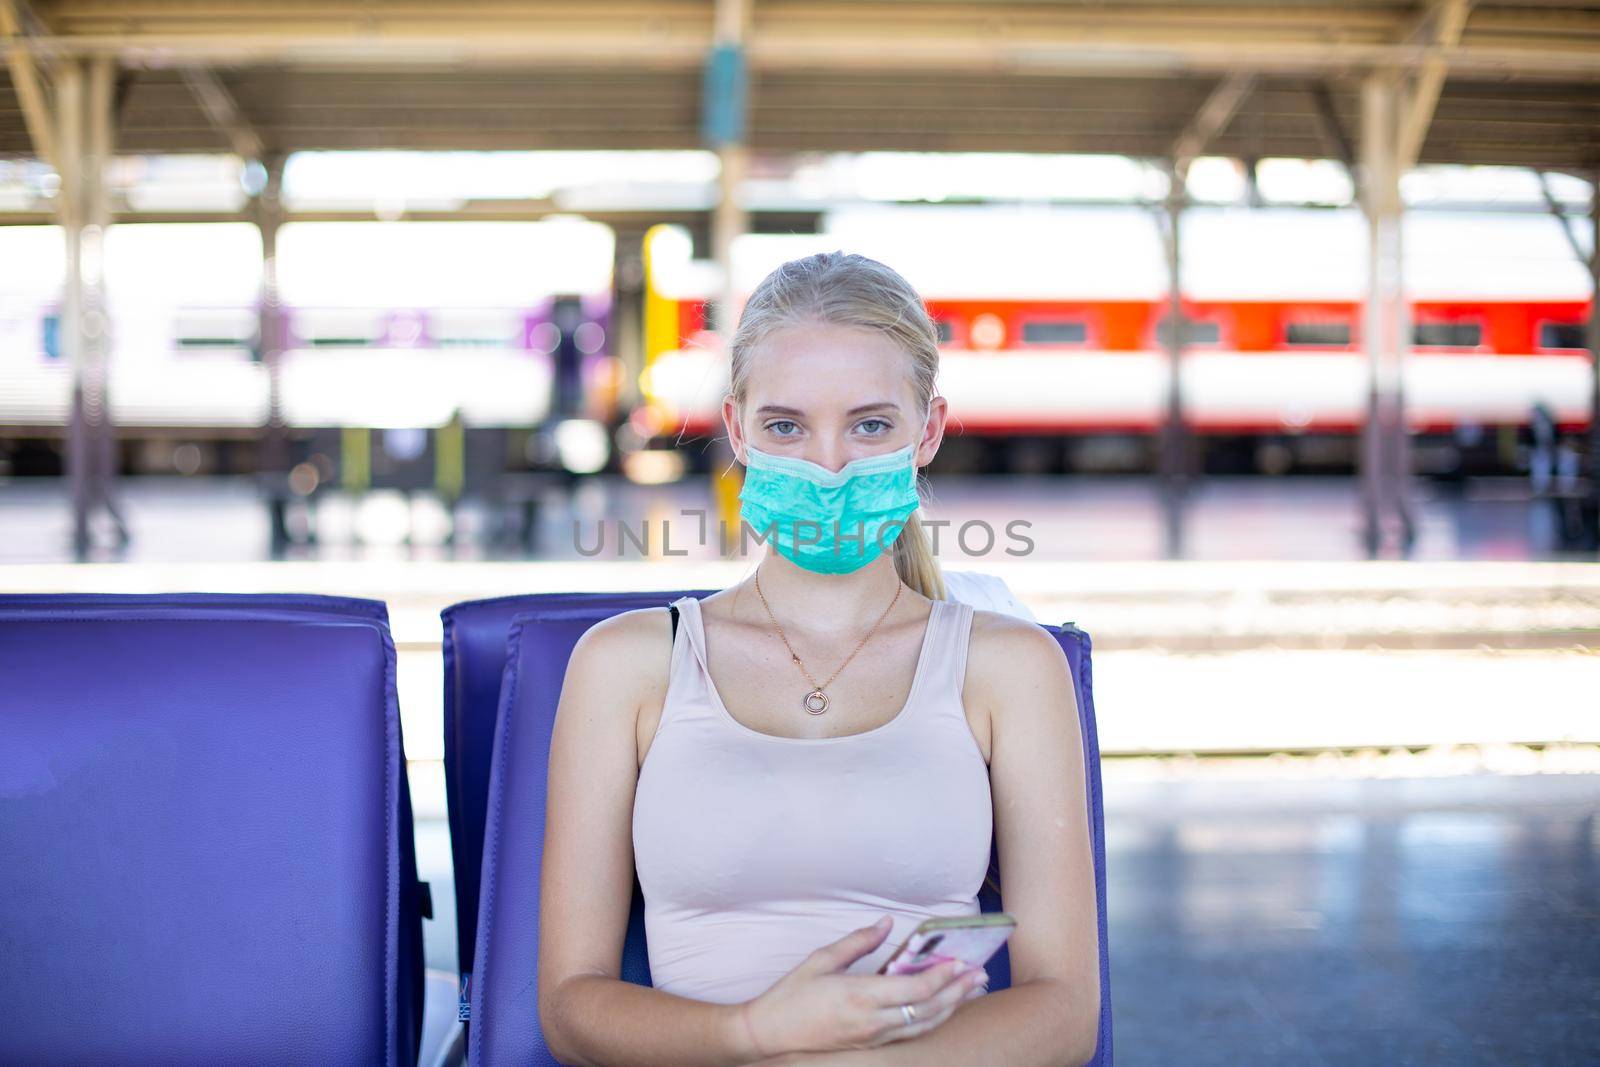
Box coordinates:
[900,1003,917,1025]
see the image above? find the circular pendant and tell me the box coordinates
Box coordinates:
[802,689,830,715]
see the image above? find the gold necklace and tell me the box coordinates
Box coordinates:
[753,569,903,715]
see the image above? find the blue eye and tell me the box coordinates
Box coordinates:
[766,419,799,436]
[857,417,891,435]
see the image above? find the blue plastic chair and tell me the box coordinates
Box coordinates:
[0,593,426,1066]
[467,594,1112,1066]
[440,589,711,1012]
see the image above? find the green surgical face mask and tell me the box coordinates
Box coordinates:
[738,442,922,574]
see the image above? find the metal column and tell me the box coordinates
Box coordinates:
[250,153,292,553]
[1150,74,1251,560]
[85,58,124,551]
[1534,168,1599,550]
[59,56,127,559]
[1587,168,1600,547]
[704,0,750,540]
[1358,71,1416,559]
[705,0,750,340]
[1157,160,1191,559]
[611,226,648,414]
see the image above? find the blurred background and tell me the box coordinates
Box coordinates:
[2,2,1597,1063]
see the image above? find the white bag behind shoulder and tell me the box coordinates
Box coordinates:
[940,570,1039,624]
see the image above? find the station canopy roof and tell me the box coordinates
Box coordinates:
[2,1,1599,174]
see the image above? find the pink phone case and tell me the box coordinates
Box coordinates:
[878,916,1016,977]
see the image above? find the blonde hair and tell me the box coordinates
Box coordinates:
[728,250,947,602]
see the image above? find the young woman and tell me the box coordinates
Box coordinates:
[538,251,1101,1066]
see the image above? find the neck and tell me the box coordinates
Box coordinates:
[745,550,907,635]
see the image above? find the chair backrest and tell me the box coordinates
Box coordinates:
[440,590,712,992]
[0,593,423,1066]
[469,593,1112,1067]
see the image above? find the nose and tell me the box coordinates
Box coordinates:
[808,441,849,474]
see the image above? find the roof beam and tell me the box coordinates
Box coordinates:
[1307,81,1357,173]
[1398,0,1473,172]
[1,197,1592,229]
[1170,72,1255,179]
[9,37,1591,81]
[1536,169,1594,273]
[10,2,1600,82]
[1,0,57,169]
[179,65,263,159]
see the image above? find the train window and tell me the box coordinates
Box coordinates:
[1538,322,1588,350]
[174,309,256,351]
[298,309,385,348]
[432,309,521,348]
[433,336,505,348]
[1412,322,1480,347]
[1285,320,1352,347]
[174,335,251,350]
[1155,316,1220,347]
[933,319,953,344]
[1021,320,1088,345]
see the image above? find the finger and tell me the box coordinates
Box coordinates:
[865,963,983,1039]
[871,999,959,1045]
[800,916,893,974]
[862,959,971,1005]
[906,965,986,1020]
[944,968,989,1007]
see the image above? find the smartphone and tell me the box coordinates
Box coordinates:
[876,913,1016,977]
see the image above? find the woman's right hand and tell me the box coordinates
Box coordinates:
[735,916,988,1060]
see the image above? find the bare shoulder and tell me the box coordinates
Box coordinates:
[964,607,1079,727]
[573,604,673,655]
[563,605,676,714]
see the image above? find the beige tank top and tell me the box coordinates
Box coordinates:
[630,594,993,1005]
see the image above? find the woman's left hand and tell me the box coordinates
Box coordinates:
[745,975,985,1064]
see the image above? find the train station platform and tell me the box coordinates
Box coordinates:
[6,471,1599,566]
[1104,759,1599,1065]
[6,476,1600,755]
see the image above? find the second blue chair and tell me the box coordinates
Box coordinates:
[440,589,711,1015]
[463,593,1112,1066]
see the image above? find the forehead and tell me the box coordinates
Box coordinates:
[744,321,915,407]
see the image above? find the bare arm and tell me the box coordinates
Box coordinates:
[545,976,763,1067]
[537,608,768,1067]
[821,616,1103,1067]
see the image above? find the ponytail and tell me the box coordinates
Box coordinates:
[892,508,946,603]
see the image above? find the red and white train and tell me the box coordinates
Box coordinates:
[637,204,1594,474]
[1,203,1592,479]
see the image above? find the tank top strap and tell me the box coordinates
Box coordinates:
[658,595,709,725]
[918,597,975,700]
[672,593,704,663]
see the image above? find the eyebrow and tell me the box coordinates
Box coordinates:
[755,402,901,417]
